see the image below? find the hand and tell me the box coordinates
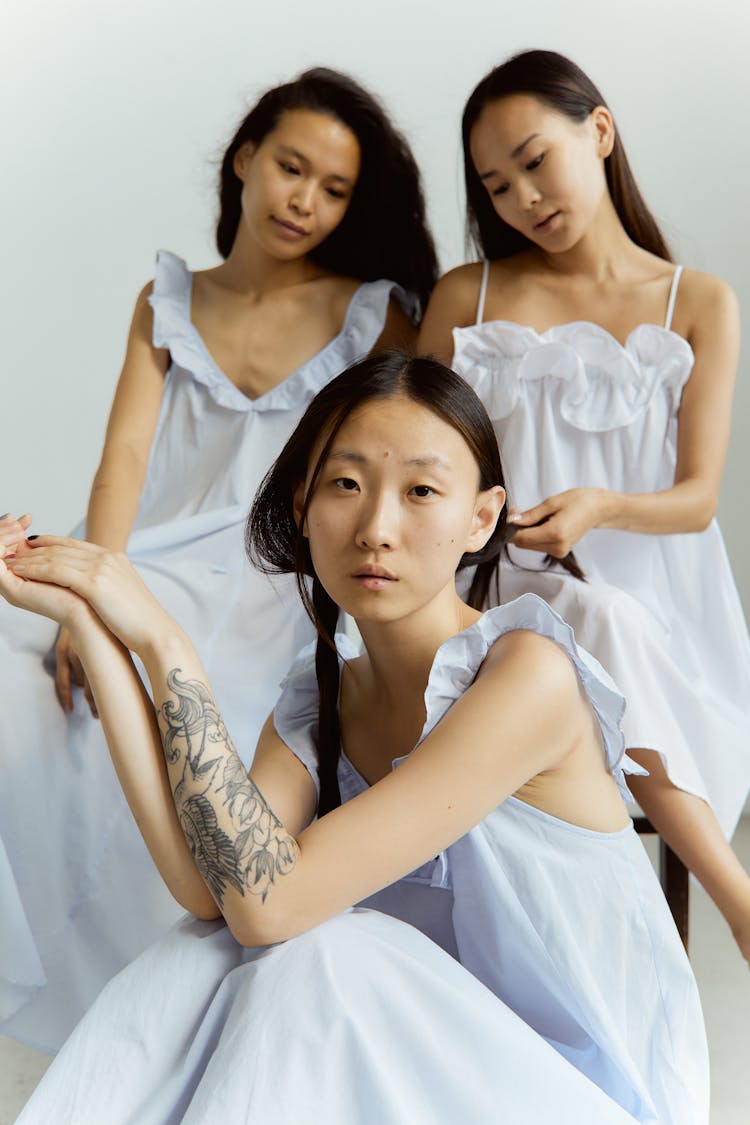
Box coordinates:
[3,537,177,654]
[0,541,93,631]
[507,489,606,557]
[55,626,98,717]
[0,512,32,557]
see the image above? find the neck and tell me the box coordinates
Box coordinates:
[355,587,479,709]
[541,195,638,281]
[215,227,324,296]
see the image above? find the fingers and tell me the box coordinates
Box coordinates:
[68,647,98,717]
[82,675,99,720]
[511,526,555,553]
[508,499,556,527]
[0,512,33,556]
[55,632,74,713]
[6,543,102,587]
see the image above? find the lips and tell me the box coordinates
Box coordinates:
[353,564,396,581]
[533,211,560,231]
[272,216,309,236]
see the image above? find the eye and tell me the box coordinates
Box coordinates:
[492,183,509,197]
[526,153,544,171]
[326,186,347,200]
[279,161,300,176]
[334,477,359,492]
[409,485,436,498]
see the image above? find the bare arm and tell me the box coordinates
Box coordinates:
[512,272,740,554]
[0,547,217,917]
[55,282,168,712]
[416,265,483,365]
[371,297,417,354]
[1,539,587,945]
[85,282,168,550]
[135,625,582,946]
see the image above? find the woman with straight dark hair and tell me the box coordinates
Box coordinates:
[418,49,750,961]
[0,66,437,1050]
[2,354,705,1124]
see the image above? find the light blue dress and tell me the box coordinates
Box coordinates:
[17,596,708,1124]
[0,251,406,1050]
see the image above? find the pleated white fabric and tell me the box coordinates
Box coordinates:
[0,250,407,1049]
[452,309,750,838]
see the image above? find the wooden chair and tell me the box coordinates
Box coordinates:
[634,816,689,951]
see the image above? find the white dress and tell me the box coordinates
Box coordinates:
[17,596,707,1125]
[0,250,406,1050]
[452,261,750,838]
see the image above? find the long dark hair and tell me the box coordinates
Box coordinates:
[462,50,672,262]
[248,351,511,815]
[216,67,438,317]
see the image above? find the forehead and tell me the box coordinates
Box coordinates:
[470,93,573,161]
[321,394,477,469]
[266,108,361,180]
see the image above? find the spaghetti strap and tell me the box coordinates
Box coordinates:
[664,265,683,331]
[476,259,490,325]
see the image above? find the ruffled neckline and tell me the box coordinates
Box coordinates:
[333,594,638,800]
[452,318,695,432]
[456,316,694,360]
[149,250,404,414]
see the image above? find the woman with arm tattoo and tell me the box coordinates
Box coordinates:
[0,67,436,1050]
[2,354,706,1124]
[418,49,750,963]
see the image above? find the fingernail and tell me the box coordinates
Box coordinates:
[507,513,521,524]
[27,535,40,541]
[0,514,9,521]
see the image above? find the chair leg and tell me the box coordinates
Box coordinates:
[659,836,689,952]
[633,816,689,951]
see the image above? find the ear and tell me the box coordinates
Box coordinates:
[590,106,615,160]
[232,141,256,182]
[465,485,505,554]
[293,481,309,538]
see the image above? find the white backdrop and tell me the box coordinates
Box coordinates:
[2,0,749,614]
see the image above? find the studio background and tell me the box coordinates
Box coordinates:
[2,0,749,617]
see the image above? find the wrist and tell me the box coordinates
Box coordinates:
[137,620,195,670]
[65,602,107,646]
[595,488,622,529]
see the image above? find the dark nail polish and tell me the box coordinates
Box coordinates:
[0,514,9,521]
[27,535,40,541]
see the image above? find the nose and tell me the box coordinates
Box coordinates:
[289,179,315,216]
[516,176,542,211]
[356,491,396,551]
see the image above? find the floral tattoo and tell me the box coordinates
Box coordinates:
[158,669,297,907]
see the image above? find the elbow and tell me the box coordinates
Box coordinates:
[227,904,299,950]
[690,490,718,531]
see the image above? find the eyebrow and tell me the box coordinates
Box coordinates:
[327,450,451,471]
[277,145,354,185]
[478,133,542,181]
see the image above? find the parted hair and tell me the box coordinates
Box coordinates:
[215,67,438,317]
[247,351,512,815]
[462,49,672,263]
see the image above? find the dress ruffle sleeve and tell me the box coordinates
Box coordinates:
[418,593,646,800]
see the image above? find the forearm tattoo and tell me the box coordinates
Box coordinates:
[158,669,298,908]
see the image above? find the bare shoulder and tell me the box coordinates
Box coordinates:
[428,262,485,323]
[417,263,485,361]
[124,279,160,350]
[479,628,580,701]
[327,273,365,317]
[673,268,739,340]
